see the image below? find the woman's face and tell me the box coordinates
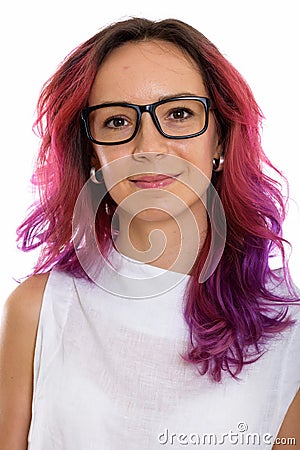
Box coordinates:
[88,40,221,221]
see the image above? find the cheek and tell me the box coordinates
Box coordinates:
[94,148,133,206]
[93,148,114,167]
[107,181,129,206]
[176,139,214,178]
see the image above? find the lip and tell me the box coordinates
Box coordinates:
[129,173,181,189]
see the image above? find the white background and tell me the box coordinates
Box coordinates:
[1,0,299,309]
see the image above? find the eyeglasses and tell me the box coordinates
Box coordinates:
[81,96,211,145]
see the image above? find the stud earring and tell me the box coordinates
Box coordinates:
[90,167,103,184]
[212,156,224,172]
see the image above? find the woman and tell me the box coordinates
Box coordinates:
[0,18,299,449]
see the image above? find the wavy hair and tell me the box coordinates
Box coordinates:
[17,17,298,381]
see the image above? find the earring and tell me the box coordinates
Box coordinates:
[90,167,103,184]
[212,156,224,172]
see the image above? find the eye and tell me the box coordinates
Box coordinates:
[168,108,193,120]
[104,116,129,129]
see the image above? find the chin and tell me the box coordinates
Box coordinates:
[133,208,176,223]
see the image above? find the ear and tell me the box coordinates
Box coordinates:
[90,148,100,169]
[212,133,223,157]
[212,140,224,172]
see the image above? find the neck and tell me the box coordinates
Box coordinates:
[113,203,207,275]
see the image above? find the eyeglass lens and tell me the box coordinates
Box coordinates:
[88,99,207,144]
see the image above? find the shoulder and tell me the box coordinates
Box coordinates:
[0,272,50,378]
[2,273,50,326]
[0,273,50,447]
[0,272,50,369]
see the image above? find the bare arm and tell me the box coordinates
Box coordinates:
[273,389,300,449]
[0,274,48,450]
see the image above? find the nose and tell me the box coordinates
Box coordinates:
[132,112,169,160]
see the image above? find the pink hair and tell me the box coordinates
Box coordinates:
[17,18,298,381]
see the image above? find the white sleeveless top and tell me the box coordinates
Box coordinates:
[28,247,300,449]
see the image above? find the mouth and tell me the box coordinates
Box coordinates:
[129,173,181,189]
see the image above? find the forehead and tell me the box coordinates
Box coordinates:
[88,40,207,104]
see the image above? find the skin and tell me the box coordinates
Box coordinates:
[89,40,222,274]
[274,393,300,448]
[0,273,49,449]
[0,39,299,449]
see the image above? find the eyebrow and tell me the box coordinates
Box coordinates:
[158,92,199,101]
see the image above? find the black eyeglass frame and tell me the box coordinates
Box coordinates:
[81,96,211,146]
